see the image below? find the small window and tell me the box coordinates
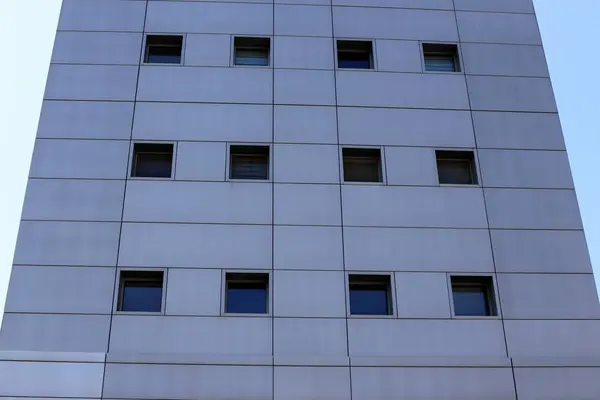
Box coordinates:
[349,274,393,316]
[225,272,269,314]
[343,148,382,183]
[337,40,374,69]
[436,150,477,185]
[234,37,270,66]
[423,43,460,72]
[118,271,164,312]
[145,35,183,64]
[131,143,174,178]
[229,145,270,180]
[451,276,497,317]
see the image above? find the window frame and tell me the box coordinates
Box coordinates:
[221,270,272,316]
[435,149,479,186]
[341,146,386,184]
[336,39,376,70]
[129,141,176,180]
[232,36,272,67]
[448,274,500,319]
[421,42,462,73]
[114,268,167,315]
[143,34,185,65]
[227,143,272,181]
[346,272,396,318]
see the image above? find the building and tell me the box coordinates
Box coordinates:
[1,0,599,398]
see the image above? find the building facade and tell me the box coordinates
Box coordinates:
[1,0,600,398]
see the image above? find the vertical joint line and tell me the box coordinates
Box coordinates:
[328,2,353,399]
[271,2,276,398]
[450,1,517,399]
[100,1,150,398]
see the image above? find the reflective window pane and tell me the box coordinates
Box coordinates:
[343,148,382,183]
[453,288,490,316]
[145,35,183,64]
[423,43,460,72]
[451,276,496,317]
[234,37,270,66]
[147,46,182,64]
[349,275,392,316]
[134,152,173,178]
[424,54,457,72]
[337,40,373,69]
[338,54,371,69]
[235,49,269,66]
[122,283,163,312]
[131,143,173,178]
[119,271,164,313]
[437,159,473,185]
[225,273,269,314]
[350,285,390,315]
[229,146,269,180]
[436,150,477,185]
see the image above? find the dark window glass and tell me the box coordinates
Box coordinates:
[338,40,373,69]
[451,277,496,317]
[424,54,457,72]
[230,145,269,180]
[226,273,269,314]
[436,150,477,185]
[145,35,183,64]
[234,37,270,66]
[339,53,371,69]
[343,148,382,182]
[132,143,173,178]
[423,43,460,72]
[119,271,163,312]
[349,275,392,315]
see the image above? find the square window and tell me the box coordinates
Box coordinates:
[145,35,183,64]
[229,145,270,180]
[118,271,164,312]
[343,148,382,183]
[423,43,460,72]
[337,40,374,69]
[436,150,477,185]
[451,276,497,317]
[225,272,269,314]
[349,274,393,316]
[234,37,270,66]
[131,143,174,178]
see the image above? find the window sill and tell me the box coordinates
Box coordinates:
[347,314,397,319]
[452,315,501,320]
[227,178,271,183]
[129,176,174,181]
[222,312,271,318]
[114,311,164,316]
[231,64,271,68]
[143,62,183,66]
[336,67,376,71]
[423,70,463,75]
[342,181,385,185]
[438,183,480,188]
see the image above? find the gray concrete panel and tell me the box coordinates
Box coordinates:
[0,361,104,397]
[14,221,120,266]
[4,266,115,314]
[344,227,494,272]
[352,366,516,399]
[103,363,273,399]
[0,314,110,352]
[118,223,272,269]
[109,316,272,355]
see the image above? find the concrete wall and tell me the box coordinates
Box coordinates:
[1,0,599,399]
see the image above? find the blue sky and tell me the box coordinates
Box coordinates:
[0,0,598,320]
